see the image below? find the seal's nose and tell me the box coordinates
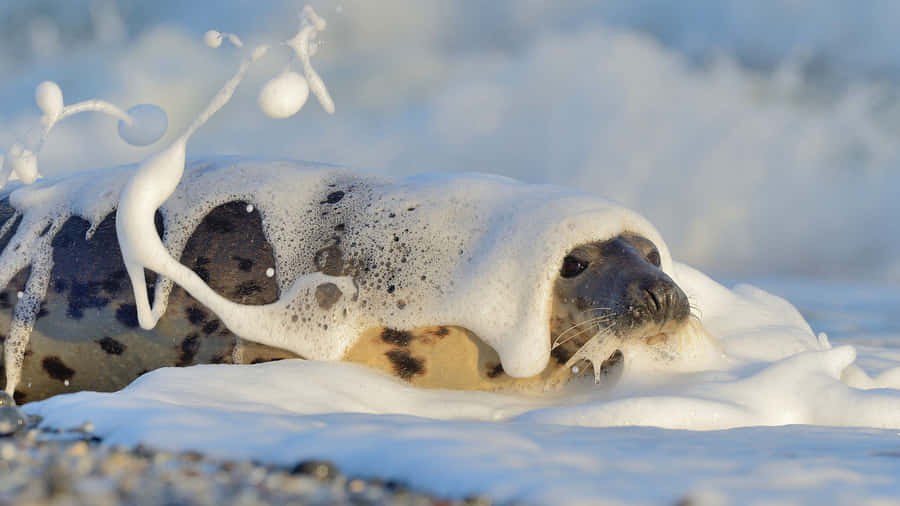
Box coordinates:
[627,276,690,326]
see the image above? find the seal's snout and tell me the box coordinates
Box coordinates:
[629,274,690,328]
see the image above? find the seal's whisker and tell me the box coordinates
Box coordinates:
[689,303,703,321]
[552,318,615,349]
[553,316,612,345]
[552,316,613,346]
[577,307,612,316]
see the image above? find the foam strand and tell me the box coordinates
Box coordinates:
[0,211,21,241]
[126,46,269,329]
[3,220,62,395]
[121,8,327,329]
[0,216,49,291]
[286,6,335,114]
[37,98,133,150]
[181,46,270,141]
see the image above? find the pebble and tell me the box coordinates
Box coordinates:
[0,422,507,506]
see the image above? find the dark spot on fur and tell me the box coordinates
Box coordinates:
[385,350,424,380]
[388,212,396,218]
[251,357,285,365]
[42,356,75,382]
[115,304,139,328]
[97,337,126,355]
[314,244,344,276]
[193,266,210,283]
[53,278,68,294]
[380,328,413,347]
[315,282,342,310]
[186,306,207,325]
[322,191,345,204]
[234,281,261,297]
[13,391,25,404]
[334,223,345,232]
[178,334,201,366]
[386,284,395,294]
[66,280,110,319]
[102,277,122,294]
[204,215,236,234]
[202,319,220,335]
[231,256,254,272]
[486,363,504,378]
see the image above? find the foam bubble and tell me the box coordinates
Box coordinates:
[258,72,309,119]
[203,30,222,48]
[117,104,168,146]
[34,81,63,120]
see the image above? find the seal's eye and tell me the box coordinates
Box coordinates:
[646,249,661,267]
[561,256,589,278]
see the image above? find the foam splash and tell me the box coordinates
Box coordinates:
[0,80,167,188]
[1,6,336,396]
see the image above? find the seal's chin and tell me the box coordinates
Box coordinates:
[562,317,720,389]
[564,321,708,387]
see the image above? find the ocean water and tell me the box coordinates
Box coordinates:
[3,2,900,504]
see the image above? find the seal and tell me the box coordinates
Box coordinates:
[0,205,694,402]
[0,161,701,403]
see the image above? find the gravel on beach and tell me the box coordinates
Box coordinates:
[0,394,498,506]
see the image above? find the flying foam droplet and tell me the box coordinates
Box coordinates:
[35,81,64,120]
[246,204,254,213]
[117,104,168,146]
[266,268,275,278]
[8,144,38,184]
[258,71,309,119]
[204,30,222,48]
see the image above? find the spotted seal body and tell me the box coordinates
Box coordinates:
[0,206,693,403]
[0,169,695,403]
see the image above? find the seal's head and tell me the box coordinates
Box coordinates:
[550,232,692,378]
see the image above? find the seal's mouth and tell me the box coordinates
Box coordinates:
[565,329,678,386]
[643,332,669,346]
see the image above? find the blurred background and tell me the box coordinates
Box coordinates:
[1,0,898,283]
